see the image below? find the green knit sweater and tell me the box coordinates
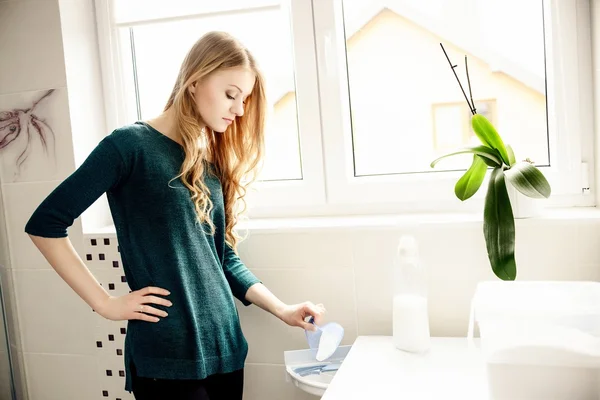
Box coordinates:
[24,122,260,392]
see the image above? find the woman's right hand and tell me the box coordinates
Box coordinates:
[96,286,172,322]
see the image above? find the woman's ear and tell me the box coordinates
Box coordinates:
[189,83,196,95]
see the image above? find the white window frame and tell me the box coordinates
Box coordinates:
[311,0,594,215]
[94,0,595,220]
[93,0,326,215]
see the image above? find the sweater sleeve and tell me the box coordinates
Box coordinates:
[24,135,127,238]
[222,243,261,306]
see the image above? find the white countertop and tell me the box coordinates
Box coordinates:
[321,336,489,400]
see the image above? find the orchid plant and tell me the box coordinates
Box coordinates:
[430,44,551,281]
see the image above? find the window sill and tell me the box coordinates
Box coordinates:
[85,206,600,236]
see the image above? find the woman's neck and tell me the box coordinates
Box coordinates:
[144,110,211,161]
[144,109,183,145]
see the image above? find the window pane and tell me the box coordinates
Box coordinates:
[342,0,549,176]
[118,3,302,181]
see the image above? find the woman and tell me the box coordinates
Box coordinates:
[25,31,325,400]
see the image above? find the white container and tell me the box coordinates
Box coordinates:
[392,235,430,353]
[471,281,600,400]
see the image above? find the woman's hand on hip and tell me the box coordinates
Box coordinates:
[96,286,172,322]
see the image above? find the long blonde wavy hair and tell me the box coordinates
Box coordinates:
[164,31,266,251]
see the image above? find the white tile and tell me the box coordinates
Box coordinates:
[352,230,407,336]
[24,353,100,400]
[426,263,493,337]
[244,363,316,400]
[239,268,357,365]
[96,355,132,400]
[418,223,489,271]
[4,181,83,270]
[10,347,27,400]
[0,1,66,94]
[514,220,600,279]
[352,227,494,337]
[418,224,495,336]
[0,349,13,400]
[0,292,6,350]
[1,267,21,349]
[0,88,75,183]
[0,187,10,268]
[91,321,129,372]
[237,231,354,269]
[83,234,123,271]
[14,269,97,354]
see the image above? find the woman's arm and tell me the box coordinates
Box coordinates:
[28,235,170,322]
[25,134,171,322]
[29,235,110,311]
[245,282,325,330]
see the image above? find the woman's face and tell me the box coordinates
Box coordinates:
[190,66,256,133]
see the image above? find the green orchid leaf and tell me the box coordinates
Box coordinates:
[506,144,517,166]
[484,168,517,281]
[455,155,487,201]
[504,161,551,199]
[430,146,502,168]
[471,115,511,166]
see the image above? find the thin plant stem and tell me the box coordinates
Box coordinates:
[439,43,475,115]
[465,56,476,114]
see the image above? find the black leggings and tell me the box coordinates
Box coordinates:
[131,366,244,400]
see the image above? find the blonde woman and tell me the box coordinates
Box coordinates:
[25,31,326,400]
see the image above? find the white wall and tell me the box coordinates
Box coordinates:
[51,216,600,400]
[234,213,600,399]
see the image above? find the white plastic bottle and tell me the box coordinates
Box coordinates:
[392,235,430,353]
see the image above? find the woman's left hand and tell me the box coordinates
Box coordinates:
[278,301,326,331]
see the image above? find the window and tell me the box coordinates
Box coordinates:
[96,0,594,218]
[343,1,550,177]
[105,1,305,182]
[312,0,593,211]
[432,99,496,153]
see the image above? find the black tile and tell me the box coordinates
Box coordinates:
[112,261,119,268]
[99,253,105,261]
[116,349,122,356]
[86,254,92,261]
[108,283,115,290]
[119,370,125,377]
[120,328,126,334]
[121,276,127,283]
[96,341,102,348]
[104,238,110,245]
[108,334,114,341]
[102,390,108,397]
[106,370,112,377]
[91,239,97,246]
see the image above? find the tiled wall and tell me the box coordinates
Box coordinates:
[16,217,591,400]
[0,0,74,398]
[234,218,600,399]
[0,0,101,398]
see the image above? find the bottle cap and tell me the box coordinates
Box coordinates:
[397,235,419,258]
